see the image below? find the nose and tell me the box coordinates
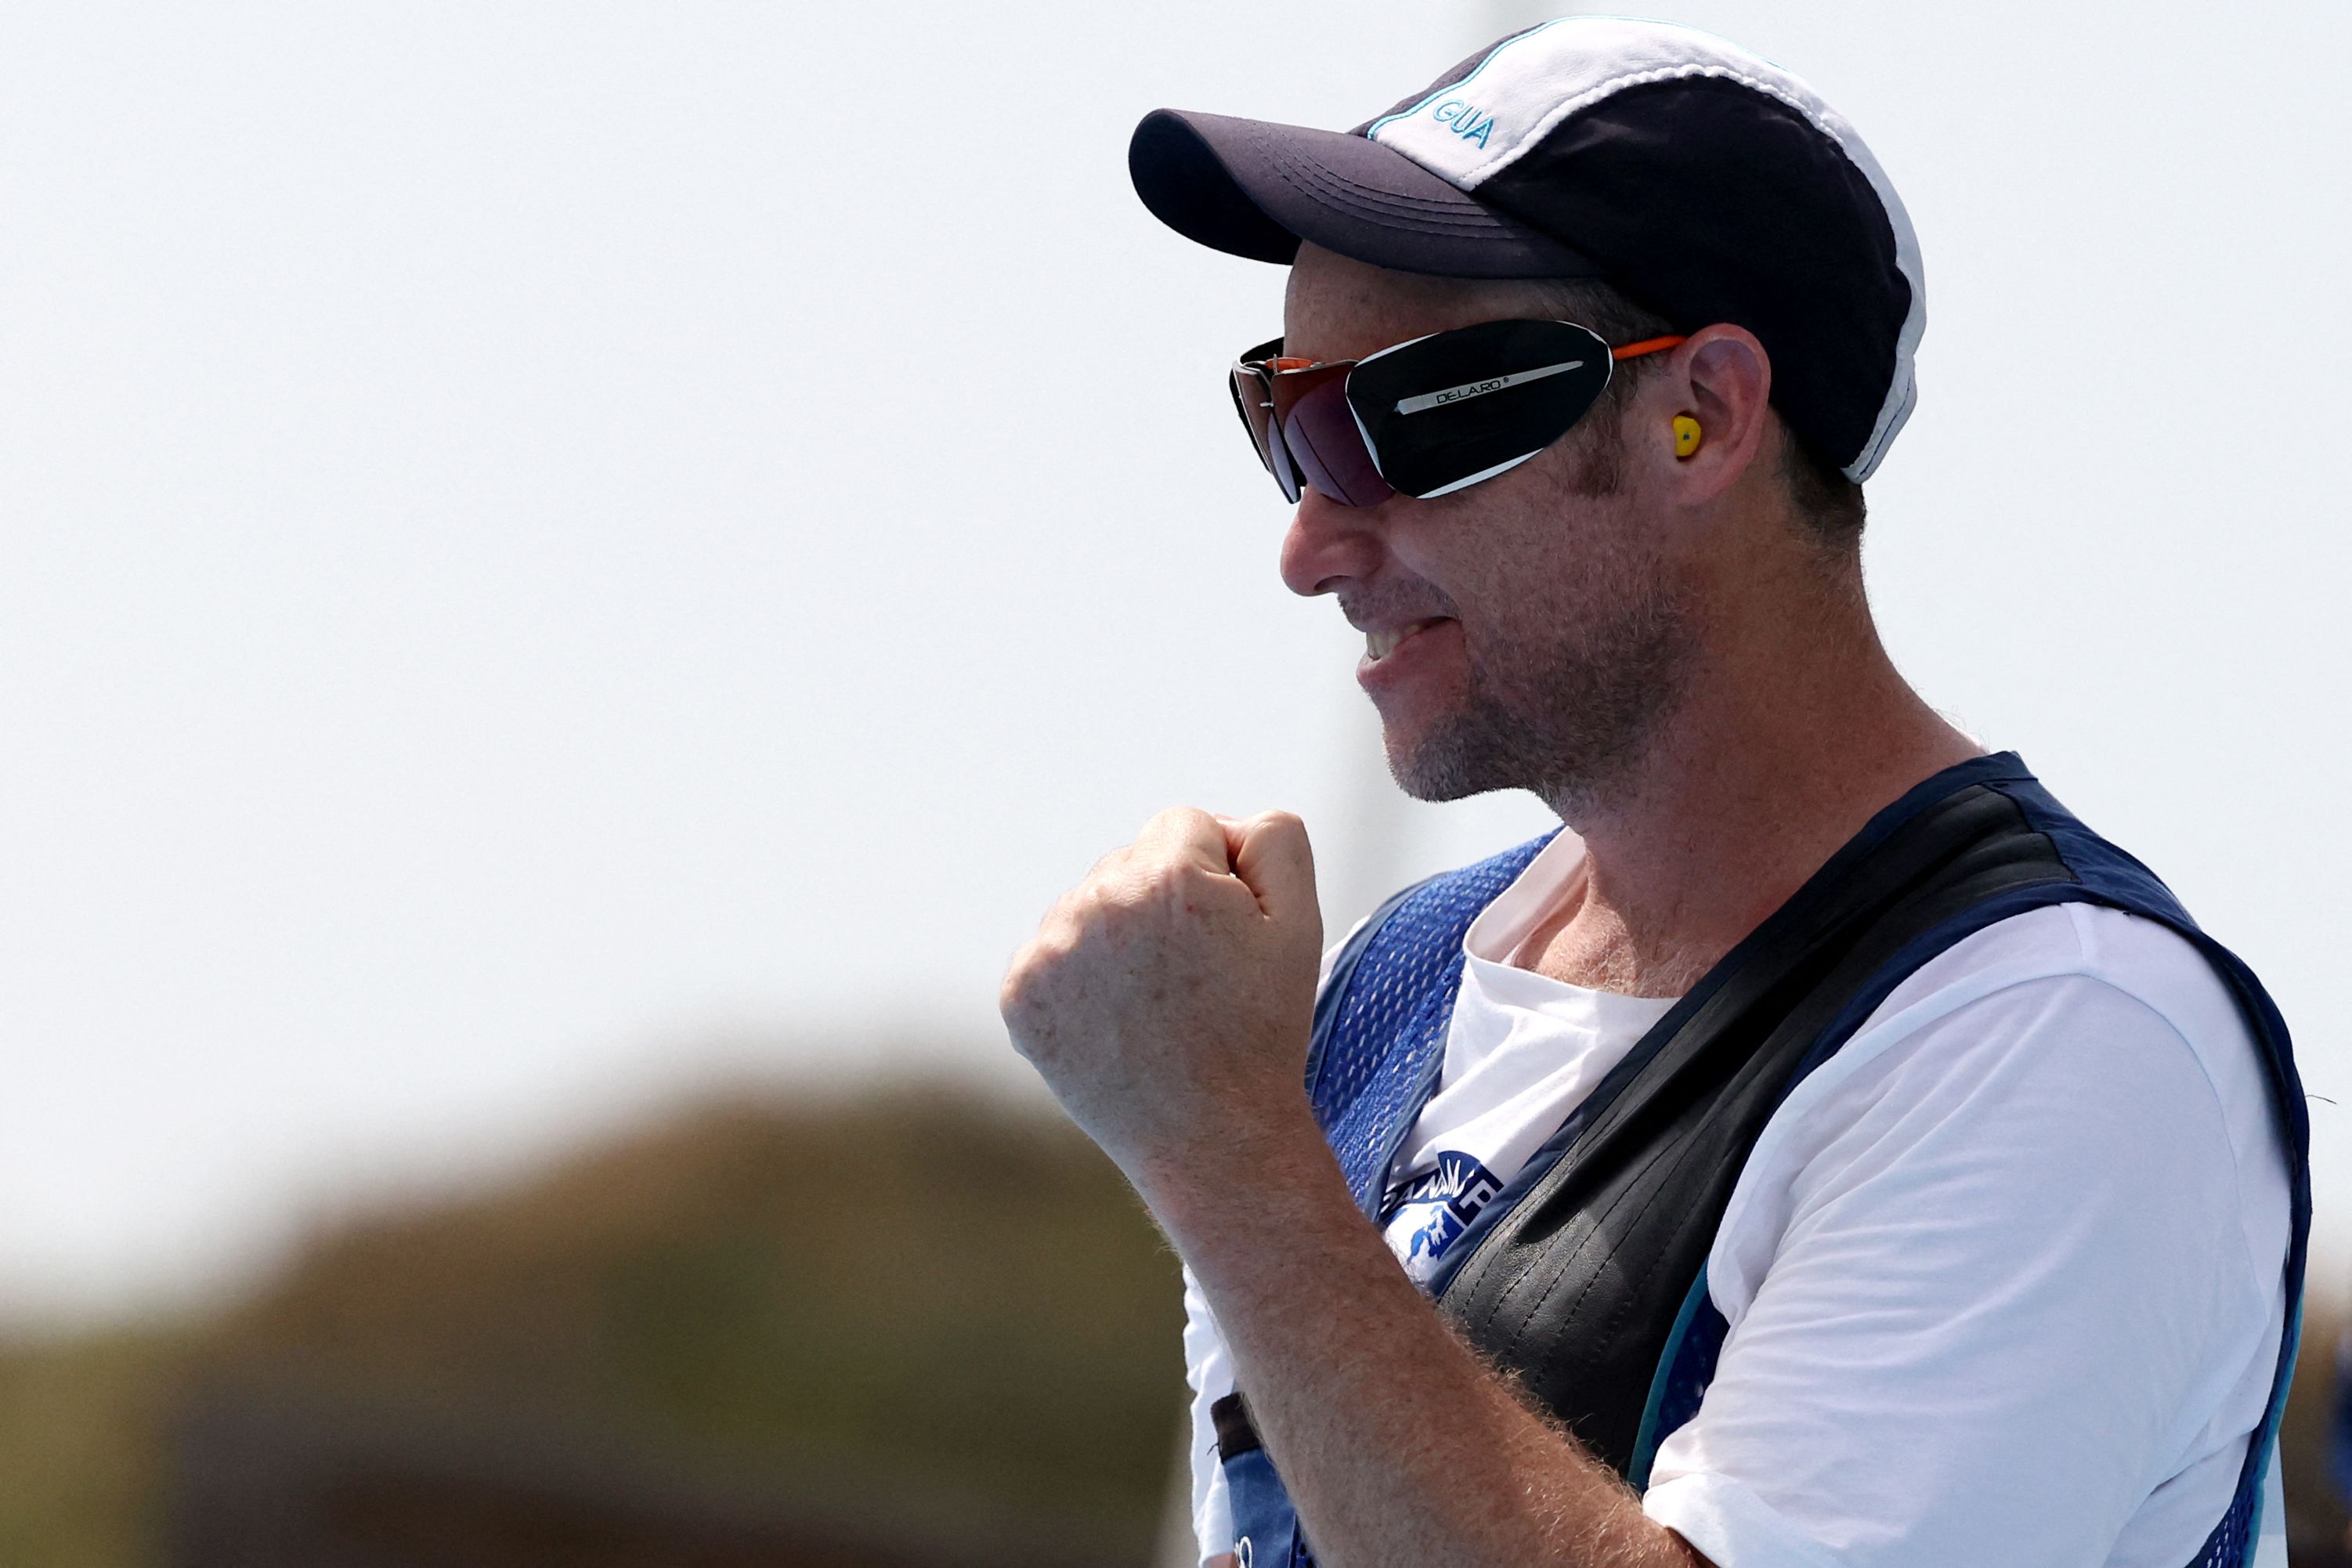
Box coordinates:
[1278,486,1387,598]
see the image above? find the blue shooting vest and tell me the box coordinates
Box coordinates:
[1215,753,2309,1568]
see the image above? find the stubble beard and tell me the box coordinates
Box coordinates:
[1378,439,1696,811]
[1382,579,1693,811]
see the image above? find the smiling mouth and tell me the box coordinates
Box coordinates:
[1365,617,1453,661]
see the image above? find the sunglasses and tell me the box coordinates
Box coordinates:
[1229,319,1685,508]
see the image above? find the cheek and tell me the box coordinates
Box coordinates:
[1459,512,1658,648]
[1385,448,1654,624]
[1384,486,1549,599]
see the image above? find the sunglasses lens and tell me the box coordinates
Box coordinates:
[1232,378,1304,502]
[1281,376,1393,508]
[1230,340,1302,501]
[1229,370,1274,470]
[1345,320,1613,498]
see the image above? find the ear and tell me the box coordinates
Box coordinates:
[1642,323,1774,508]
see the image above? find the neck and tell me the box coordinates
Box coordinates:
[1523,555,1982,997]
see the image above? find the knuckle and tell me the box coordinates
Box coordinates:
[1102,862,1169,908]
[1031,914,1081,960]
[1002,938,1046,990]
[1141,804,1216,848]
[998,965,1035,1023]
[1146,864,1203,909]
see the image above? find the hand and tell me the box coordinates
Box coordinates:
[1000,808,1324,1193]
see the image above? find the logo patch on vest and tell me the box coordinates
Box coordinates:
[1382,1150,1504,1279]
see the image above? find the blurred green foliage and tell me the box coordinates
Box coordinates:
[0,1084,1188,1566]
[0,1327,182,1568]
[2282,1292,2350,1558]
[2,1080,2344,1564]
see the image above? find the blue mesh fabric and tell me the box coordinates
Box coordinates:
[1311,834,1553,1212]
[2173,1457,2267,1560]
[1288,765,2299,1568]
[2184,1467,2256,1568]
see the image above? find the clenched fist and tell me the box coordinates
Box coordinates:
[1000,808,1325,1197]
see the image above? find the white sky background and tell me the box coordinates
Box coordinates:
[0,0,2345,1328]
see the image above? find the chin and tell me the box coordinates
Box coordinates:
[1378,708,1526,804]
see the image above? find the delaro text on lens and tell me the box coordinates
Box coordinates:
[1438,378,1507,406]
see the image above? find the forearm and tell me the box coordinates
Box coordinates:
[999,811,1703,1568]
[1141,1129,1703,1568]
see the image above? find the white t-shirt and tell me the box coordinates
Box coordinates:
[1183,826,2293,1568]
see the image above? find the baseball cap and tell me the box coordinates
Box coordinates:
[1128,17,1924,482]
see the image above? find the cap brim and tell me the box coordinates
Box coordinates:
[1129,108,1600,280]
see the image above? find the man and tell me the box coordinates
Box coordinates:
[1000,19,2307,1568]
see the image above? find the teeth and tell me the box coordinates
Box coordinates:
[1365,620,1442,661]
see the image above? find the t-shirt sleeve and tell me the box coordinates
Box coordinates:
[1177,925,1364,1565]
[1641,967,2286,1568]
[1183,1264,1235,1565]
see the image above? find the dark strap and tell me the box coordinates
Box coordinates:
[1436,777,2079,1473]
[1210,1393,1260,1461]
[1232,753,2307,1568]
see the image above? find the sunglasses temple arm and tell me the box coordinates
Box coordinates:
[1609,334,1688,362]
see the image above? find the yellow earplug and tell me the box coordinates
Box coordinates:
[1673,414,1703,458]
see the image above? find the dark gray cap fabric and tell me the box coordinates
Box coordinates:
[1127,18,1926,482]
[1128,108,1600,279]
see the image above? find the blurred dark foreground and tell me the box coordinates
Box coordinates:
[0,1080,2345,1566]
[0,1083,1187,1568]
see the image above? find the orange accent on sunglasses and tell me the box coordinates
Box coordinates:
[1258,335,1685,377]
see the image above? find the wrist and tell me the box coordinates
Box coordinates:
[1133,1100,1346,1262]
